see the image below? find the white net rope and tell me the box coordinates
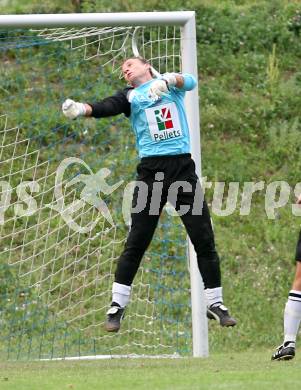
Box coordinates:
[0,114,181,358]
[33,25,182,74]
[0,25,191,360]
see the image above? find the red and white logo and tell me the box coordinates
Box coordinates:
[145,102,182,142]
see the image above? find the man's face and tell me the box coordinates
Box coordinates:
[122,58,151,85]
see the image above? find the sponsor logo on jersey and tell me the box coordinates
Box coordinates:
[145,102,183,142]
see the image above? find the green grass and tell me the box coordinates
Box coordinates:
[0,351,300,390]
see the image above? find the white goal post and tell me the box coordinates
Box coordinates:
[0,11,207,358]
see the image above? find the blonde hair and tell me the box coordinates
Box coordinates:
[122,57,153,77]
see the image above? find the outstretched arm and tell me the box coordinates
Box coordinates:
[62,89,131,120]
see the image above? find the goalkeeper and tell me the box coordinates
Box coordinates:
[62,57,237,332]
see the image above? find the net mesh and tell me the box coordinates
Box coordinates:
[0,26,191,360]
[33,25,182,74]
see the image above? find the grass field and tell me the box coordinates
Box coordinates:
[0,351,300,390]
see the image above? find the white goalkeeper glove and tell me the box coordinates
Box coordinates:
[62,98,86,119]
[148,73,177,101]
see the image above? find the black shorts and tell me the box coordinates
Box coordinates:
[138,153,197,183]
[134,153,200,214]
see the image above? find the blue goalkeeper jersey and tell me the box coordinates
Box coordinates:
[128,74,197,158]
[90,74,197,158]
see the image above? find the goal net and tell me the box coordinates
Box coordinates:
[0,12,205,360]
